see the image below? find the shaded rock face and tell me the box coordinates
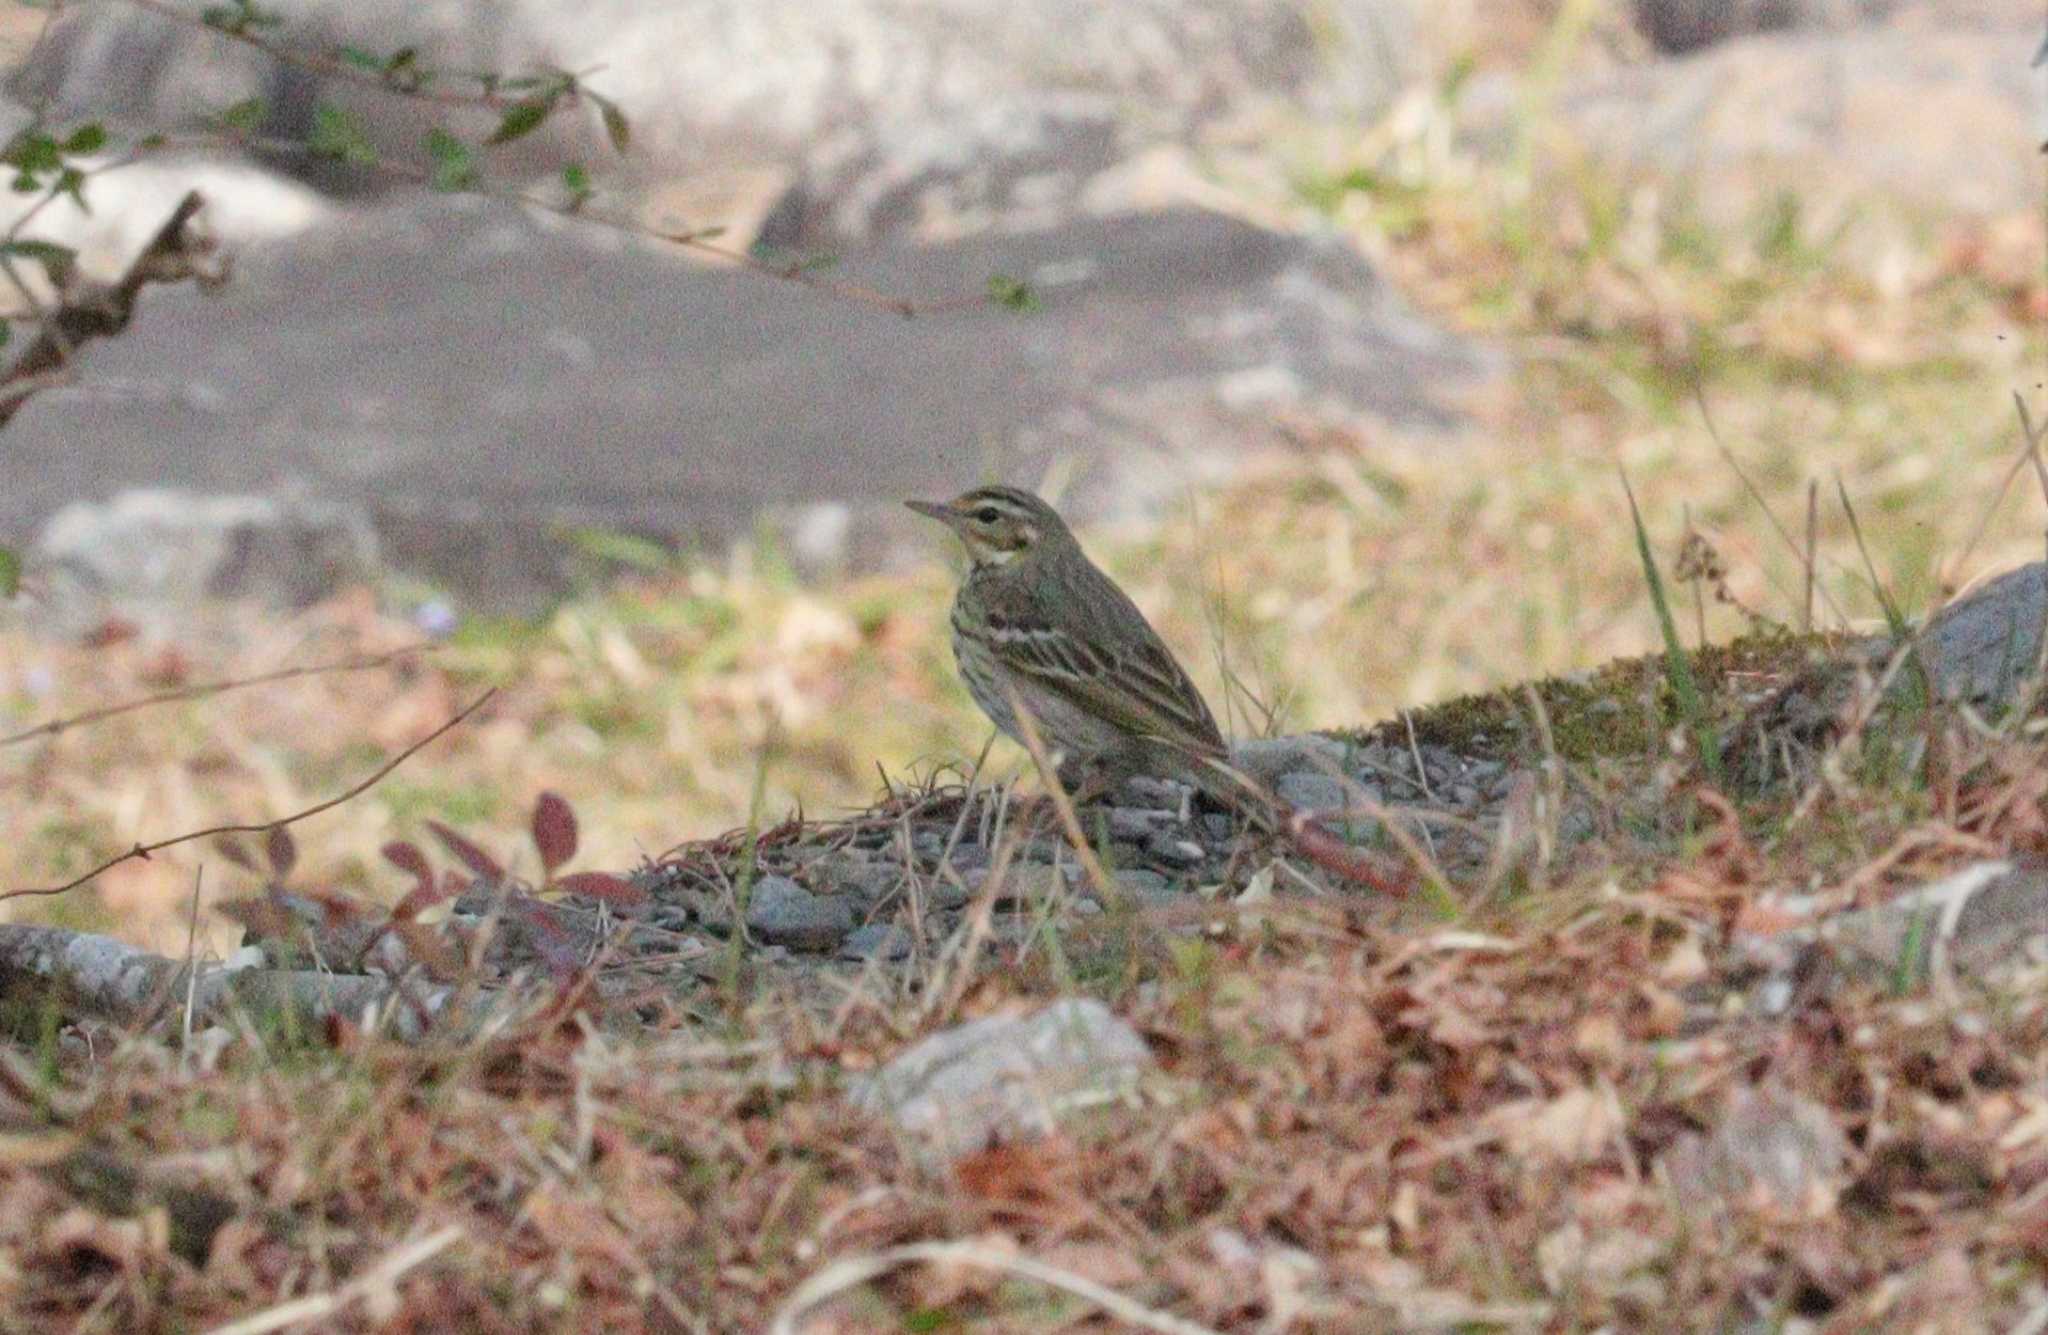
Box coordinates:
[1633,0,2038,53]
[2,196,1492,610]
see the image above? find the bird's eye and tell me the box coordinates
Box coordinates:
[973,507,1002,524]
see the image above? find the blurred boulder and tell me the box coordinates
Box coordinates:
[29,488,379,637]
[850,998,1152,1160]
[13,0,1418,209]
[0,195,1494,609]
[1557,25,2042,217]
[1634,0,2037,52]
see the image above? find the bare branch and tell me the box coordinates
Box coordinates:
[0,189,222,429]
[0,687,497,903]
[0,644,436,749]
[119,0,558,113]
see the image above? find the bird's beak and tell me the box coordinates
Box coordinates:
[905,499,957,525]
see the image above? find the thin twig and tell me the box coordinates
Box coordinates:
[119,0,561,113]
[180,865,203,1073]
[1694,385,1852,628]
[0,645,436,748]
[1803,478,1818,634]
[0,687,497,903]
[203,1225,466,1335]
[0,190,220,428]
[144,126,997,318]
[1002,688,1121,908]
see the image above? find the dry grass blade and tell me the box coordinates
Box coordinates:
[202,1225,465,1335]
[1695,384,1851,628]
[1000,686,1120,907]
[768,1239,1226,1335]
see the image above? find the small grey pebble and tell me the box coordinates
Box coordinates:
[1118,776,1192,809]
[1275,772,1356,813]
[1107,807,1173,841]
[1098,869,1175,906]
[815,861,903,904]
[838,923,913,962]
[942,843,991,872]
[968,863,1079,905]
[1147,832,1207,867]
[745,875,856,951]
[1449,783,1480,806]
[1014,837,1064,864]
[1200,814,1234,842]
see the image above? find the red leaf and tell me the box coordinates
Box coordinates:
[1286,816,1410,898]
[390,919,463,981]
[265,825,297,879]
[426,820,504,881]
[381,841,434,897]
[515,899,585,982]
[214,894,297,940]
[214,837,259,873]
[551,871,646,906]
[531,792,577,874]
[392,877,452,922]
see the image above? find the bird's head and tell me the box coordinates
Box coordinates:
[906,485,1067,569]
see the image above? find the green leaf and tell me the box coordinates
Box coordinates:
[60,123,106,155]
[200,0,277,33]
[591,94,630,154]
[0,318,12,350]
[1622,472,1723,786]
[1,239,77,286]
[560,162,592,210]
[3,131,60,177]
[54,167,86,210]
[487,99,550,145]
[987,274,1040,312]
[424,128,477,191]
[0,546,18,599]
[339,45,385,72]
[219,97,267,133]
[307,102,378,166]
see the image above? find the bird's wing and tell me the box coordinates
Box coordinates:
[981,591,1225,757]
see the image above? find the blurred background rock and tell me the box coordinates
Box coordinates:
[0,0,2040,625]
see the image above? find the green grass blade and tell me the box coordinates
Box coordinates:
[1623,472,1723,785]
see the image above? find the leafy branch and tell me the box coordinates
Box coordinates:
[72,0,1033,317]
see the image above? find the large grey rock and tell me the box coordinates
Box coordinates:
[850,998,1151,1159]
[1664,1085,1848,1215]
[29,488,378,636]
[0,195,1491,608]
[755,92,1128,250]
[1554,26,2045,218]
[1634,0,2040,52]
[14,0,1416,199]
[1918,562,2048,707]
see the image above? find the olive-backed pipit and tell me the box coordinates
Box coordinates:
[907,485,1229,798]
